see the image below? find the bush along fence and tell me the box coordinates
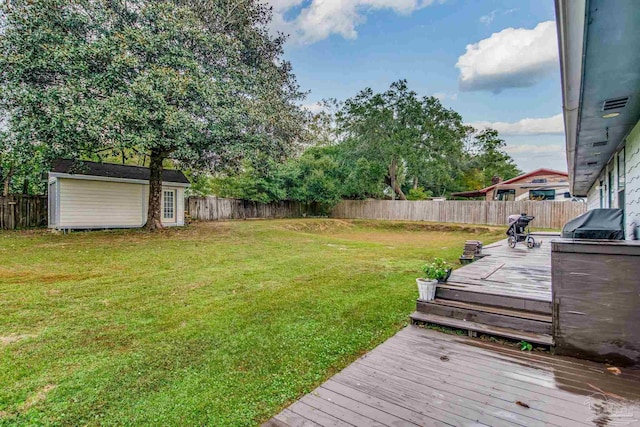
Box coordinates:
[330,200,587,230]
[0,196,47,230]
[187,197,327,221]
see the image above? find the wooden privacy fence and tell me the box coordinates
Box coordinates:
[0,196,47,230]
[331,200,587,229]
[187,197,324,221]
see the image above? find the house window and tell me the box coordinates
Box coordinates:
[531,178,548,184]
[618,149,626,224]
[529,189,555,200]
[618,149,626,190]
[496,189,515,201]
[608,169,615,208]
[163,190,175,221]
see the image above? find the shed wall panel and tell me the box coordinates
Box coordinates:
[59,179,144,227]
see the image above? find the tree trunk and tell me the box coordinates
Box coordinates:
[388,159,407,200]
[413,176,418,190]
[389,159,396,200]
[394,181,407,200]
[2,166,13,197]
[146,151,164,231]
[22,179,29,195]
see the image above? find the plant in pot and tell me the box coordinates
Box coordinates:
[417,258,452,301]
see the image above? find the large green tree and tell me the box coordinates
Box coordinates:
[466,128,522,188]
[335,80,470,200]
[0,0,305,228]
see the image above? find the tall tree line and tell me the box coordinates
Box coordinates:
[206,80,521,204]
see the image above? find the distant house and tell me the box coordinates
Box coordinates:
[452,169,571,202]
[48,159,190,230]
[556,0,640,239]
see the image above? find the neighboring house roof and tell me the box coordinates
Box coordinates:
[50,159,190,185]
[452,168,569,198]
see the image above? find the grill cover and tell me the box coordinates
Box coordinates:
[561,208,624,240]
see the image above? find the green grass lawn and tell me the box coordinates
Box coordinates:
[0,219,504,426]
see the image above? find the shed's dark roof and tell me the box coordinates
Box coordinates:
[51,159,190,184]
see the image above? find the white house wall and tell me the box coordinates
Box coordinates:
[586,181,600,210]
[59,179,145,228]
[625,120,640,239]
[584,119,640,239]
[56,178,186,229]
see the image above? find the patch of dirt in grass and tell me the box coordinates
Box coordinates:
[0,334,35,346]
[352,219,499,234]
[276,219,354,233]
[0,384,58,420]
[21,384,57,411]
[78,324,131,351]
[0,270,100,284]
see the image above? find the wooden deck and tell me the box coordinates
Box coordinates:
[440,233,555,302]
[264,326,640,427]
[410,233,557,346]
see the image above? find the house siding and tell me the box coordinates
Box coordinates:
[585,119,640,239]
[625,120,640,239]
[586,180,600,210]
[56,178,186,229]
[59,179,145,228]
[484,172,570,201]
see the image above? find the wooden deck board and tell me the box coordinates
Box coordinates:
[264,326,640,427]
[443,235,554,302]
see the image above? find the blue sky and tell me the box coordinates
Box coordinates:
[268,0,567,172]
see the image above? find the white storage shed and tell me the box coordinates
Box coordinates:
[48,159,190,230]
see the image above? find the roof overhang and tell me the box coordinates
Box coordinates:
[49,172,191,188]
[556,0,640,196]
[451,190,486,198]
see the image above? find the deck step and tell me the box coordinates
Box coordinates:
[410,311,554,346]
[416,299,552,335]
[424,299,552,322]
[436,286,552,315]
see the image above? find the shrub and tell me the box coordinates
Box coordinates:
[422,258,450,280]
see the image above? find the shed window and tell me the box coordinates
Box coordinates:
[529,189,555,200]
[496,189,515,201]
[163,190,175,220]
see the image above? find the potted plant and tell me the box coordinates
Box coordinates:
[417,258,452,300]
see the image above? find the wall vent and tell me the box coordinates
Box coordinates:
[593,141,608,147]
[602,96,629,111]
[587,161,598,166]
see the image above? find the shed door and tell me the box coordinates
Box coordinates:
[162,189,176,223]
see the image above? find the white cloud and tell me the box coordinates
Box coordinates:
[302,102,326,114]
[479,9,498,25]
[266,0,442,45]
[433,92,457,101]
[456,21,558,92]
[479,8,518,25]
[504,144,563,154]
[468,113,564,136]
